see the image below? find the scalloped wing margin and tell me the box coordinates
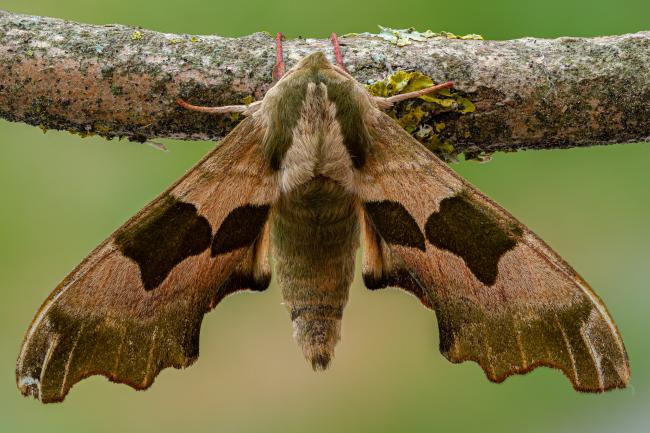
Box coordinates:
[359,113,630,392]
[17,118,277,403]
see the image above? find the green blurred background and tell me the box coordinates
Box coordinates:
[1,0,648,432]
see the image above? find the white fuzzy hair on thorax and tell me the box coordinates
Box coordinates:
[279,82,356,194]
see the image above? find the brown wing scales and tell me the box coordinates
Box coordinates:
[360,113,630,392]
[434,287,621,390]
[363,200,425,251]
[210,217,273,308]
[115,196,213,291]
[17,118,277,403]
[424,193,523,286]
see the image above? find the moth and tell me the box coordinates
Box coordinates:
[16,32,630,403]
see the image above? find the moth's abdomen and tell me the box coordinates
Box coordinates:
[271,176,359,369]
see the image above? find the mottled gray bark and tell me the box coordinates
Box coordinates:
[1,10,649,155]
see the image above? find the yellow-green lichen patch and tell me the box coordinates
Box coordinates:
[463,148,493,163]
[347,26,483,47]
[67,129,96,138]
[131,30,143,41]
[241,95,256,105]
[93,123,113,135]
[64,123,116,140]
[367,71,476,161]
[226,112,241,123]
[166,35,202,46]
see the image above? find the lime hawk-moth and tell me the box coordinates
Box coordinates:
[16,32,630,403]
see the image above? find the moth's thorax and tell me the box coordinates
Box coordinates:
[258,52,377,195]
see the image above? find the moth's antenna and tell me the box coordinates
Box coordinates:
[175,98,249,114]
[273,32,286,82]
[329,32,347,72]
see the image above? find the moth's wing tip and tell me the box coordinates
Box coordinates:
[15,308,203,404]
[16,373,43,401]
[16,355,199,404]
[440,348,631,393]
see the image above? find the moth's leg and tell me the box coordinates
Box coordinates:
[176,98,253,114]
[375,81,455,109]
[329,32,347,72]
[273,31,286,82]
[176,34,281,114]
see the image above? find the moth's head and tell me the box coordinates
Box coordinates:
[258,51,386,122]
[260,51,379,171]
[295,51,332,70]
[277,51,356,84]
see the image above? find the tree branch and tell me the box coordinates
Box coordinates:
[1,10,649,155]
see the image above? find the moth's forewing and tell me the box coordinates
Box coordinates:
[17,118,278,403]
[359,113,630,392]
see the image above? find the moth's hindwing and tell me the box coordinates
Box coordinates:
[16,117,277,403]
[359,113,630,392]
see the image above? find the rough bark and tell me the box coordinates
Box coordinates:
[1,10,649,155]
